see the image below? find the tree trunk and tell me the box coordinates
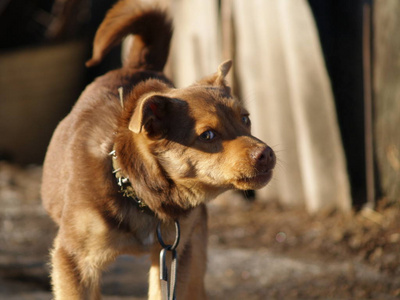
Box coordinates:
[232,0,351,212]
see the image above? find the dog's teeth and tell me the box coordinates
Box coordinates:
[109,150,116,157]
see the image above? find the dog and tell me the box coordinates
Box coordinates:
[41,1,276,299]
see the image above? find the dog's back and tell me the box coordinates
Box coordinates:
[41,1,173,224]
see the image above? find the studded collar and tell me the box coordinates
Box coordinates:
[109,149,154,215]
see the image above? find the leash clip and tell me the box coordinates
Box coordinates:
[157,221,180,300]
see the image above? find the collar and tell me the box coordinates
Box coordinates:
[109,148,154,215]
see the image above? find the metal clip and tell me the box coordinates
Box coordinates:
[157,221,180,300]
[109,149,116,157]
[112,168,121,174]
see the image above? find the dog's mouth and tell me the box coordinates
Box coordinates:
[235,169,273,190]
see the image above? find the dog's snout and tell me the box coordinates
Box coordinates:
[252,146,276,170]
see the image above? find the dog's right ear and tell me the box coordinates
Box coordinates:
[129,95,174,138]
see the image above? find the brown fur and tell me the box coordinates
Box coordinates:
[41,1,276,299]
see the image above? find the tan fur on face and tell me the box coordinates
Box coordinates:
[139,85,273,194]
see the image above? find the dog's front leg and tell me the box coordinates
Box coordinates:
[51,234,102,300]
[177,218,208,300]
[148,248,163,300]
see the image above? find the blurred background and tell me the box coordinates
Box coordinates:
[0,0,399,299]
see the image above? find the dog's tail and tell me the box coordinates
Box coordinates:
[85,0,172,71]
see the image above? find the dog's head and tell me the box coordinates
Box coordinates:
[119,61,275,209]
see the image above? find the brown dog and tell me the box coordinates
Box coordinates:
[41,1,276,299]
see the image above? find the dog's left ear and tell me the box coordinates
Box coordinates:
[215,60,232,85]
[197,60,232,88]
[129,95,177,138]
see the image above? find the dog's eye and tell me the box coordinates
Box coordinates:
[242,115,251,127]
[199,130,216,141]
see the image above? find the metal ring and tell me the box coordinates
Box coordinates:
[157,220,180,251]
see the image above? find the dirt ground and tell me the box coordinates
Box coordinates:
[0,162,399,299]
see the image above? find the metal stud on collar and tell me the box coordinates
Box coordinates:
[109,148,153,214]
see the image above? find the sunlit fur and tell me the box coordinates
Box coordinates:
[41,1,275,299]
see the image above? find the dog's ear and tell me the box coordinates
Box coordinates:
[129,95,174,137]
[196,60,232,89]
[215,60,232,85]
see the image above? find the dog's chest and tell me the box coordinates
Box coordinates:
[136,228,155,248]
[116,217,158,254]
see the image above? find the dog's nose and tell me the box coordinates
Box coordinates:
[252,146,276,170]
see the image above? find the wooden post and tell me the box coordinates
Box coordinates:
[363,2,375,208]
[373,0,400,203]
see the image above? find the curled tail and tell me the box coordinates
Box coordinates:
[85,0,172,71]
